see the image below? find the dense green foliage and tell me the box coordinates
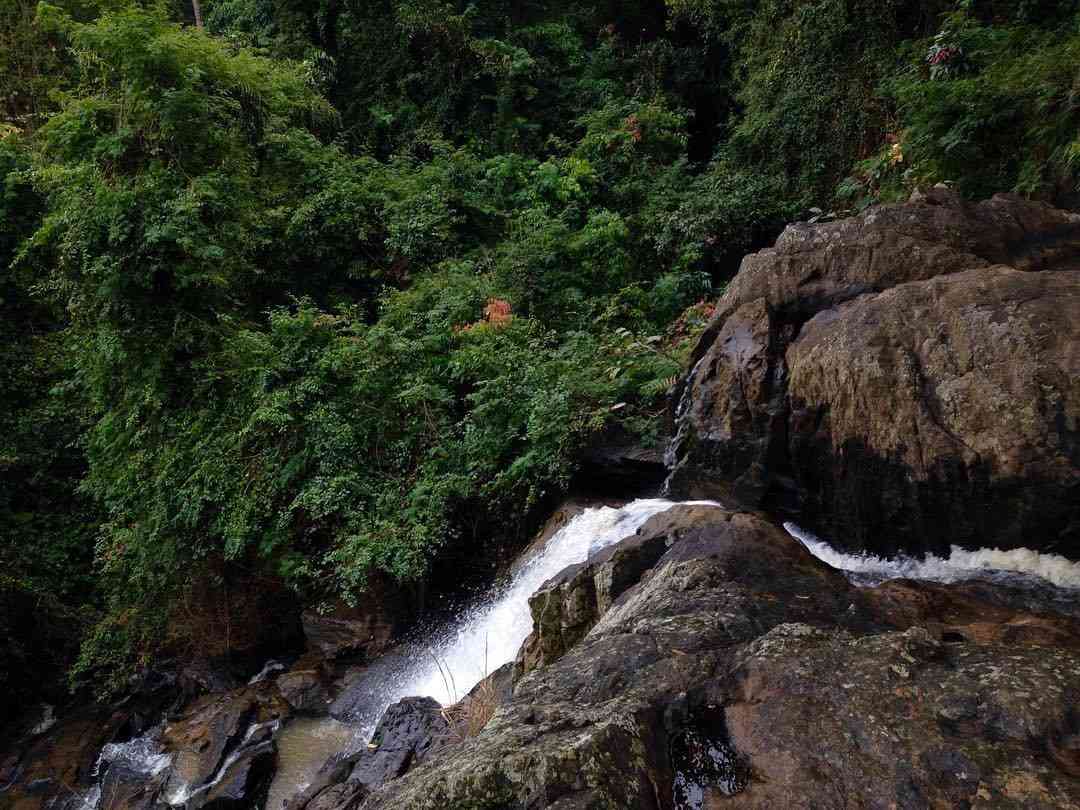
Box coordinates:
[2,0,1079,697]
[839,0,1080,202]
[0,135,98,708]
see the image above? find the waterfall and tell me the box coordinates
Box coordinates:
[331,499,721,736]
[340,501,1078,739]
[785,522,1080,591]
[68,500,1080,810]
[662,354,707,482]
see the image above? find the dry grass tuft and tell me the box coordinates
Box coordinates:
[441,676,499,742]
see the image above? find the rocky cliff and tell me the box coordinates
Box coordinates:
[666,187,1080,558]
[346,506,1080,809]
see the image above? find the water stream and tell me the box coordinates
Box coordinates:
[786,521,1080,592]
[71,499,1080,810]
[264,717,361,810]
[330,498,719,735]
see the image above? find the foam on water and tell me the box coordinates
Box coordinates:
[248,659,285,684]
[72,729,173,810]
[785,521,1080,590]
[72,501,1080,809]
[337,499,722,736]
[392,499,715,704]
[95,730,172,779]
[163,719,280,806]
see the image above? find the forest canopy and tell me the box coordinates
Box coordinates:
[3,0,1079,698]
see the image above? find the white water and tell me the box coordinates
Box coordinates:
[95,729,172,779]
[70,499,1080,810]
[163,719,280,806]
[248,659,285,684]
[785,521,1080,590]
[335,499,722,736]
[393,499,717,704]
[662,355,707,476]
[73,728,173,810]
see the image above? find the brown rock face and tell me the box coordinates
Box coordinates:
[348,506,1080,810]
[160,681,290,805]
[667,189,1080,558]
[0,673,181,810]
[722,623,1080,809]
[517,504,725,675]
[302,576,418,663]
[8,504,1080,810]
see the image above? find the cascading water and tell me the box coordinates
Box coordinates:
[785,521,1080,592]
[333,502,1080,739]
[661,355,707,488]
[77,500,722,810]
[330,498,719,736]
[47,498,1080,810]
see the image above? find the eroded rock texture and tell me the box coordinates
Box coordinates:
[345,506,1080,810]
[5,505,1079,810]
[666,188,1080,558]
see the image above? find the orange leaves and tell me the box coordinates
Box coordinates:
[483,298,512,326]
[455,298,513,334]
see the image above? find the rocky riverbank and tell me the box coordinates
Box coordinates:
[352,505,1080,809]
[6,503,1079,810]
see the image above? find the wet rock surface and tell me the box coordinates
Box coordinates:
[516,505,715,674]
[1,672,305,810]
[302,576,418,664]
[7,187,1080,808]
[4,504,1080,810]
[344,506,1080,809]
[160,682,289,807]
[0,674,179,810]
[349,697,451,790]
[275,653,332,713]
[667,188,1080,558]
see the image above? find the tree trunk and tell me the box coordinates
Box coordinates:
[191,0,204,29]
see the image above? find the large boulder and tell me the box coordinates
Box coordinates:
[287,697,452,810]
[275,653,332,713]
[667,188,1080,558]
[516,503,751,674]
[349,697,451,789]
[347,506,1080,810]
[722,622,1080,809]
[160,681,290,808]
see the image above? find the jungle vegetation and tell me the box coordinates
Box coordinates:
[3,0,1079,702]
